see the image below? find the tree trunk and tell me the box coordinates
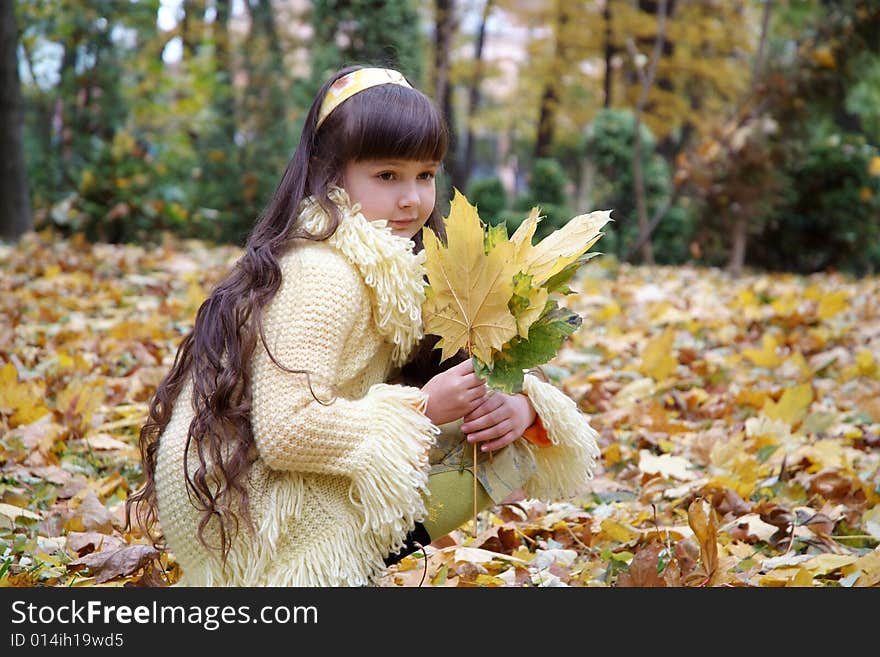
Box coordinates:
[0,0,32,240]
[460,0,492,190]
[727,215,747,276]
[627,0,669,265]
[626,1,774,265]
[434,0,459,189]
[250,0,282,61]
[602,1,614,108]
[631,117,654,264]
[213,0,235,145]
[727,0,774,276]
[182,0,206,59]
[243,0,285,115]
[534,0,566,160]
[57,29,78,174]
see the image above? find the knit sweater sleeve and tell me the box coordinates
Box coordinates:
[250,245,437,540]
[519,373,602,500]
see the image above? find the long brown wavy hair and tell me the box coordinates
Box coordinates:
[126,65,449,562]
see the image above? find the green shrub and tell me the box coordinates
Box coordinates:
[528,158,568,205]
[583,108,695,264]
[466,176,508,225]
[506,158,573,241]
[749,136,880,275]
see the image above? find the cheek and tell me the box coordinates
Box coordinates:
[420,188,437,219]
[347,181,385,220]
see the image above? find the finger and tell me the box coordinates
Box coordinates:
[461,378,488,395]
[464,387,488,405]
[461,412,491,434]
[468,382,497,403]
[466,418,513,444]
[465,397,509,428]
[480,431,518,452]
[461,396,503,428]
[461,373,486,390]
[451,359,475,373]
[463,395,489,418]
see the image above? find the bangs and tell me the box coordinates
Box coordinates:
[339,85,448,163]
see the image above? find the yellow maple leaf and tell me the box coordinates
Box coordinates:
[511,275,548,338]
[762,383,813,427]
[599,518,640,543]
[509,206,612,285]
[788,568,815,587]
[816,290,849,320]
[856,349,877,376]
[742,334,783,368]
[783,351,813,379]
[802,554,858,577]
[596,300,621,320]
[798,438,845,470]
[639,326,678,380]
[422,190,519,363]
[0,362,50,428]
[851,548,880,587]
[56,380,106,426]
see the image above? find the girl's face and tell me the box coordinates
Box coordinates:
[342,158,439,240]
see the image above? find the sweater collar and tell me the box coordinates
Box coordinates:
[297,187,426,366]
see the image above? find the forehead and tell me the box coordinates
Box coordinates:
[356,158,439,167]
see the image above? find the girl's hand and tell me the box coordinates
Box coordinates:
[421,359,488,426]
[461,392,536,453]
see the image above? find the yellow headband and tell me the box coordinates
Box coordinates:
[316,68,413,129]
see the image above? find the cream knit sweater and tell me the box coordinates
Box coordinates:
[154,188,600,587]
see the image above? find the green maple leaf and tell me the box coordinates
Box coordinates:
[543,253,601,295]
[484,222,508,253]
[509,272,532,316]
[473,302,582,393]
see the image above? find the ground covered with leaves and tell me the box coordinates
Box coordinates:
[1,230,878,587]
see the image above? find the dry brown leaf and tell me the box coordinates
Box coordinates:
[66,531,127,557]
[687,497,719,585]
[66,491,114,534]
[68,544,160,584]
[616,541,682,587]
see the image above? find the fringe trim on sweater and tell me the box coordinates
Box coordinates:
[298,188,427,367]
[174,383,439,587]
[348,383,439,556]
[521,374,601,500]
[176,501,402,587]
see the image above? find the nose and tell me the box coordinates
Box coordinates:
[399,181,420,209]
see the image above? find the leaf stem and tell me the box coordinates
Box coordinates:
[473,441,478,537]
[467,344,478,538]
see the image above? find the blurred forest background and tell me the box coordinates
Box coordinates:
[2,0,880,275]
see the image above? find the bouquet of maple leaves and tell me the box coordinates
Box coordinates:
[421,190,611,532]
[422,190,612,393]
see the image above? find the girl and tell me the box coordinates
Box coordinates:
[126,65,600,587]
